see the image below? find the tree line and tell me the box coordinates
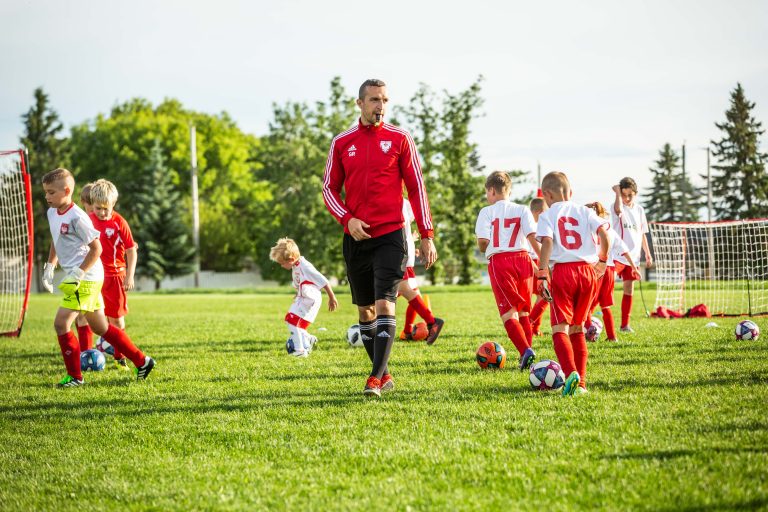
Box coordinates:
[19,80,766,288]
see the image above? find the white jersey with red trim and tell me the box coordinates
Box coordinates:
[536,201,609,264]
[593,227,629,267]
[47,204,104,281]
[403,200,416,267]
[475,200,536,259]
[611,201,648,265]
[292,256,328,295]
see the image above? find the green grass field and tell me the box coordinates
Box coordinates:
[1,288,767,511]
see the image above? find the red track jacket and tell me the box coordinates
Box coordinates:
[323,119,434,239]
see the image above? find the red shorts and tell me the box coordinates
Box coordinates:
[488,251,534,315]
[614,261,639,281]
[102,274,128,318]
[594,266,615,308]
[550,262,598,326]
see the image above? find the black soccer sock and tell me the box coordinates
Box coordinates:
[359,320,376,364]
[372,315,396,380]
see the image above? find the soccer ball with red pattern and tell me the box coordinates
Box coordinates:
[735,320,760,341]
[586,316,603,342]
[96,336,114,356]
[412,322,428,341]
[476,341,507,369]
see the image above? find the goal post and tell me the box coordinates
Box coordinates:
[0,150,34,336]
[649,219,768,316]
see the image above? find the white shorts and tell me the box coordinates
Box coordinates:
[288,285,322,324]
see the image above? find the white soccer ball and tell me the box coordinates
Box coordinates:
[735,320,760,341]
[96,336,114,356]
[347,324,363,347]
[586,316,603,342]
[529,359,566,390]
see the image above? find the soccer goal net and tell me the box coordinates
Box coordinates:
[0,150,34,336]
[650,220,768,316]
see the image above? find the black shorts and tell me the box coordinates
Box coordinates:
[343,228,407,305]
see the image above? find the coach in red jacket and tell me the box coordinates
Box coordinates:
[323,78,443,397]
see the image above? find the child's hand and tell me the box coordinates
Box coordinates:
[328,296,339,312]
[612,184,621,194]
[124,276,135,291]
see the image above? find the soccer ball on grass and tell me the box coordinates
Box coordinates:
[347,324,363,347]
[529,359,565,390]
[735,320,760,341]
[80,349,106,371]
[586,316,603,342]
[476,341,506,369]
[96,336,114,356]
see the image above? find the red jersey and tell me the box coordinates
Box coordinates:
[89,211,136,276]
[323,119,434,239]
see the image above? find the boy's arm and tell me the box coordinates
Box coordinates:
[612,184,622,216]
[537,237,553,302]
[57,239,102,295]
[594,227,609,279]
[124,246,137,291]
[42,244,58,293]
[642,235,653,268]
[323,283,338,312]
[527,233,541,259]
[477,238,489,253]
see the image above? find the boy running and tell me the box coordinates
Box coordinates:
[475,171,540,371]
[536,172,609,396]
[42,168,155,387]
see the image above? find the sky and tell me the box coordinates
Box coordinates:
[2,0,767,211]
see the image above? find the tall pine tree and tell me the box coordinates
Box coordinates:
[710,83,768,219]
[644,143,699,221]
[20,87,67,286]
[133,140,195,289]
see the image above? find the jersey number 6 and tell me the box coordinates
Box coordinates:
[557,217,582,250]
[491,218,521,248]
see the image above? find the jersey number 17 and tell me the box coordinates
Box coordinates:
[491,218,521,248]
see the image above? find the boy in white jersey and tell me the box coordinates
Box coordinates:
[42,168,155,387]
[584,202,640,342]
[475,171,541,371]
[611,178,653,332]
[536,172,609,396]
[398,198,441,342]
[270,238,338,357]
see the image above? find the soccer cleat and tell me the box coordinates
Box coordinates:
[399,328,415,341]
[620,326,635,333]
[532,329,543,337]
[607,338,618,343]
[114,358,130,371]
[425,317,444,345]
[519,347,536,371]
[56,375,84,388]
[363,376,381,397]
[380,374,395,393]
[289,349,309,358]
[307,336,318,351]
[574,386,589,396]
[135,356,156,380]
[562,371,581,397]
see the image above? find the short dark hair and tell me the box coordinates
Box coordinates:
[42,167,73,185]
[485,171,512,196]
[619,177,638,193]
[358,79,386,100]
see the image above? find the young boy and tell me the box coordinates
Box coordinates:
[42,168,154,387]
[398,198,441,342]
[584,202,640,342]
[611,178,652,332]
[536,172,609,396]
[269,238,338,357]
[88,179,138,368]
[475,171,540,371]
[527,197,549,337]
[43,182,97,351]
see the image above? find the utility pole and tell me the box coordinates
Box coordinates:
[190,125,200,288]
[705,146,712,222]
[681,142,687,220]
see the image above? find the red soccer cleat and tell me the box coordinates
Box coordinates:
[363,376,381,397]
[380,374,395,393]
[425,318,444,345]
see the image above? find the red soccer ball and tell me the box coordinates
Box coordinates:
[412,322,429,341]
[476,341,507,369]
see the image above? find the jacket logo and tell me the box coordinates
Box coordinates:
[348,144,356,157]
[380,141,392,154]
[106,228,115,237]
[60,223,69,234]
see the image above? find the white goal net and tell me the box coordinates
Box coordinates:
[650,220,768,316]
[0,150,33,336]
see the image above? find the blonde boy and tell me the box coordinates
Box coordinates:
[475,171,541,371]
[88,179,138,367]
[536,172,609,396]
[42,168,154,387]
[270,238,338,357]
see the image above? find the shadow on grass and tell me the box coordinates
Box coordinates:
[659,497,768,512]
[590,374,768,391]
[599,446,767,461]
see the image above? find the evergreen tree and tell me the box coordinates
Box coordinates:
[133,141,195,289]
[710,83,768,219]
[644,143,699,221]
[19,87,67,286]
